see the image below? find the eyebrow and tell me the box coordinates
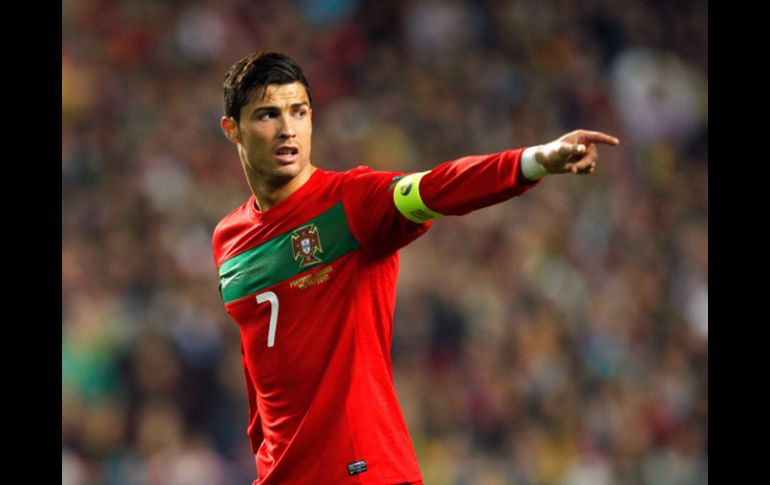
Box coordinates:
[251,102,310,115]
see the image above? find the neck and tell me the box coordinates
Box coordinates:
[246,164,317,213]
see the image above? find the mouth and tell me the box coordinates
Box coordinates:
[275,146,299,164]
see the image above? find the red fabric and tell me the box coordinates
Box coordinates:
[419,148,537,215]
[213,150,540,484]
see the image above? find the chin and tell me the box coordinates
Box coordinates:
[272,161,309,182]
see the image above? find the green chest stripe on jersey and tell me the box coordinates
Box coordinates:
[218,202,359,304]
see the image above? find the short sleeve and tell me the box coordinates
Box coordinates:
[342,168,432,256]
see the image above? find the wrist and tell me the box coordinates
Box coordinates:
[521,146,548,180]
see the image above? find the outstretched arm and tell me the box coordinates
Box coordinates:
[393,129,621,222]
[342,129,620,254]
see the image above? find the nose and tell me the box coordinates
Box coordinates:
[278,112,296,139]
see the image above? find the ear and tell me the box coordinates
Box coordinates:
[221,116,241,144]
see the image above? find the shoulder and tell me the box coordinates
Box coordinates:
[346,165,374,175]
[323,165,374,183]
[313,165,387,196]
[214,198,251,233]
[212,198,253,257]
[339,165,405,192]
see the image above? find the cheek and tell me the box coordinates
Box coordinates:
[245,130,272,149]
[304,130,312,154]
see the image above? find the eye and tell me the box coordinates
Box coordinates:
[255,109,280,121]
[293,109,308,119]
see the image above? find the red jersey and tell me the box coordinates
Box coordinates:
[212,149,539,484]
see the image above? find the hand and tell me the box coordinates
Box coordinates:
[534,130,620,175]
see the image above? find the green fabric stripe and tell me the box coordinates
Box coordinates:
[219,202,359,303]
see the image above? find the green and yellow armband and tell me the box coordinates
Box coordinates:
[393,171,444,224]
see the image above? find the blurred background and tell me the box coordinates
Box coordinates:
[62,0,707,483]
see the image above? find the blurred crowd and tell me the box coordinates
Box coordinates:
[62,0,707,483]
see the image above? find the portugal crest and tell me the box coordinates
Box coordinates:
[291,224,323,267]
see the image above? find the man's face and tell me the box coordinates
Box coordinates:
[225,82,313,186]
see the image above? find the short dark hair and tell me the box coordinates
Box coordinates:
[223,52,312,122]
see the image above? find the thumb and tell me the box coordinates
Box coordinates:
[557,142,587,158]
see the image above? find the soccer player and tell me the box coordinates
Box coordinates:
[212,52,619,485]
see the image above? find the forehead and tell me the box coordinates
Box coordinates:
[247,82,310,108]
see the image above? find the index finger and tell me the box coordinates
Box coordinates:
[576,130,620,146]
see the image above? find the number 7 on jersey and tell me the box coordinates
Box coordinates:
[256,291,279,347]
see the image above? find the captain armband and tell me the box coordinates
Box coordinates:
[392,171,444,224]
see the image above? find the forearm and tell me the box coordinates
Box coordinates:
[393,149,542,222]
